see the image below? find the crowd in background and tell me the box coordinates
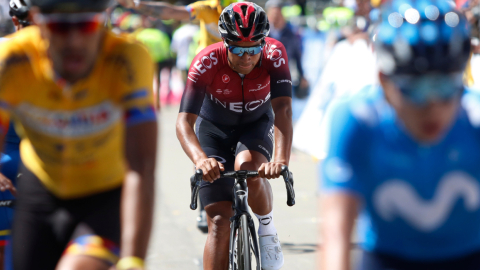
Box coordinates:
[0,0,375,112]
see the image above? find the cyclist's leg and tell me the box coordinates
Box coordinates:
[195,117,237,270]
[235,114,275,217]
[203,201,233,270]
[56,187,121,270]
[235,151,272,215]
[12,166,77,270]
[235,115,284,269]
[199,146,235,270]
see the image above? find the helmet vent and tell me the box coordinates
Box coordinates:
[240,5,248,17]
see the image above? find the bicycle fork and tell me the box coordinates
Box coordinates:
[228,178,261,270]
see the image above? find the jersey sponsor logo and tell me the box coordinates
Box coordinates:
[105,55,134,84]
[258,145,271,160]
[208,92,270,113]
[373,171,480,232]
[216,89,232,95]
[188,52,219,83]
[245,100,264,111]
[266,44,286,68]
[277,79,292,84]
[222,74,230,83]
[73,89,88,101]
[249,81,270,92]
[15,101,122,138]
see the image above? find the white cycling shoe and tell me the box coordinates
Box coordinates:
[259,234,284,270]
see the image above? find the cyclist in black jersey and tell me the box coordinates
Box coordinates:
[177,3,292,270]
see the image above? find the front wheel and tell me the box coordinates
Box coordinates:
[234,214,252,270]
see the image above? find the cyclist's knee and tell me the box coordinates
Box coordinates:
[59,235,118,270]
[208,214,231,234]
[56,255,109,270]
[205,201,233,235]
[247,177,269,190]
[235,150,268,173]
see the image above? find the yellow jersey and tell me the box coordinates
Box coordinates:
[187,0,223,52]
[0,27,156,199]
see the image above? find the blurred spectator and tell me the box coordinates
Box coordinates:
[266,0,309,99]
[134,15,174,107]
[120,0,236,53]
[171,22,199,83]
[0,1,14,37]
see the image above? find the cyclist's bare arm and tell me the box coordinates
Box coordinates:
[320,193,359,270]
[121,121,158,259]
[259,97,293,179]
[176,112,224,182]
[120,0,190,21]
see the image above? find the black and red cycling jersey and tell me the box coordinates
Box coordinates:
[180,37,292,126]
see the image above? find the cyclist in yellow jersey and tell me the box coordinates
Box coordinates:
[118,0,236,52]
[0,1,158,270]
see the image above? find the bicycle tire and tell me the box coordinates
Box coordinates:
[237,214,252,270]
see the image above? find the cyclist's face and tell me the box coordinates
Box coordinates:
[227,41,262,75]
[34,9,104,83]
[381,74,460,143]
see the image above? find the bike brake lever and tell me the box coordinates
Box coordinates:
[280,165,296,207]
[190,169,203,210]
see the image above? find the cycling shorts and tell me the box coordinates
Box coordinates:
[0,142,20,245]
[12,165,121,270]
[358,250,480,270]
[195,114,274,206]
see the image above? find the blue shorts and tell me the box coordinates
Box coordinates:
[0,143,20,244]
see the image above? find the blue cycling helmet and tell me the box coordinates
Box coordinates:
[375,0,471,76]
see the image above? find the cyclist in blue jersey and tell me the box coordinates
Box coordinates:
[0,1,31,269]
[320,0,480,269]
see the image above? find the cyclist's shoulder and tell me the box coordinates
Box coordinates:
[103,31,153,67]
[188,42,226,82]
[325,84,386,129]
[0,28,41,77]
[263,37,286,52]
[262,37,290,72]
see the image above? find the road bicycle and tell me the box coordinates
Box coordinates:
[190,166,295,270]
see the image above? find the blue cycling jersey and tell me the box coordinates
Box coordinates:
[322,85,480,261]
[5,122,20,145]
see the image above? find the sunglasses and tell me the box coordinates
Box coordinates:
[36,12,105,35]
[228,45,263,57]
[390,72,464,104]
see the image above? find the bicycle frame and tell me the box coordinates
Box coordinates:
[189,166,295,270]
[227,171,261,270]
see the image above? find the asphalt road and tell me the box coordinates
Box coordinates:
[145,106,319,269]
